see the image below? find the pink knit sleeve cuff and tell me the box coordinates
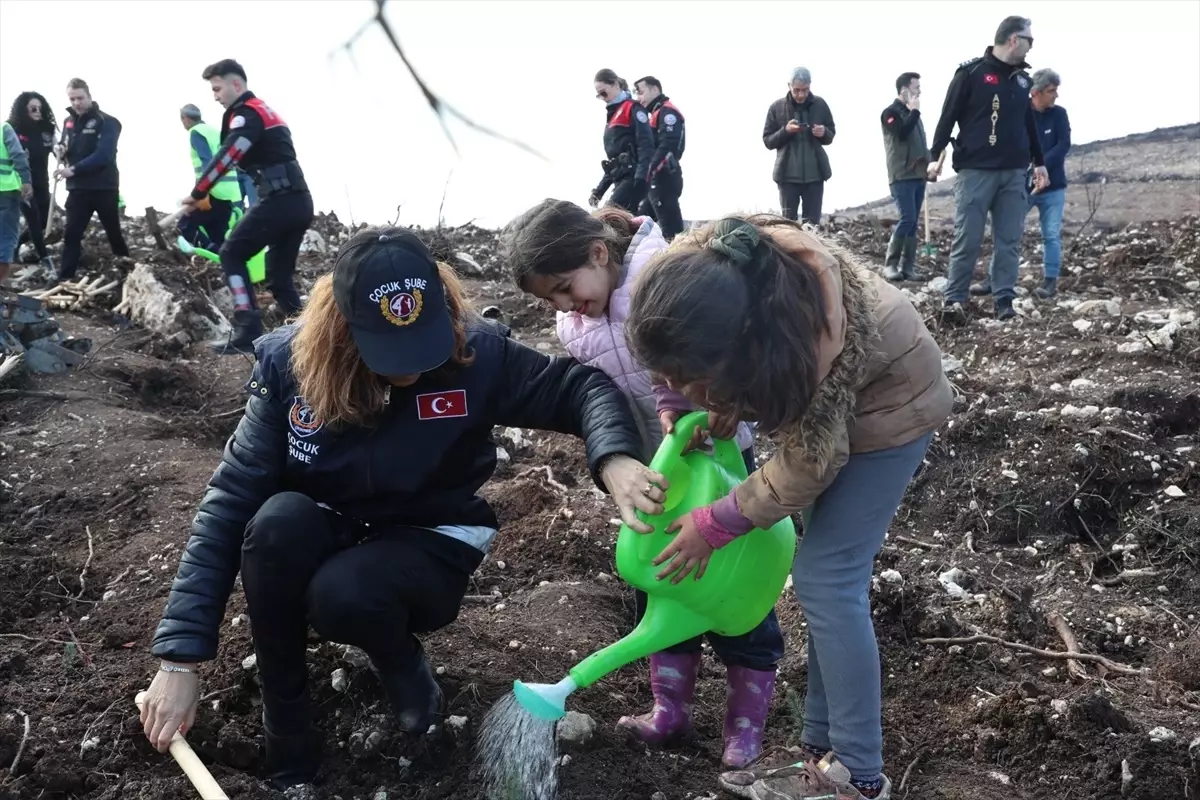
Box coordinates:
[711,492,755,536]
[693,498,751,551]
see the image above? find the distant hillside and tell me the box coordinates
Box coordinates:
[835,122,1200,229]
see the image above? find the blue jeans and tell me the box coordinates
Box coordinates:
[889,178,926,238]
[0,192,21,264]
[635,446,786,671]
[794,432,934,781]
[1028,188,1065,279]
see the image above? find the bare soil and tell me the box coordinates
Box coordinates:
[1,205,1198,800]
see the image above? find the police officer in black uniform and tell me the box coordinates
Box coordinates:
[589,69,654,213]
[56,78,130,281]
[633,76,686,240]
[138,227,666,793]
[181,59,314,355]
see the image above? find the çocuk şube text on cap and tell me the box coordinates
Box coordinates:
[331,228,454,376]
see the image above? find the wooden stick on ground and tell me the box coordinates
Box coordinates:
[920,634,1146,676]
[1047,611,1091,681]
[133,691,229,800]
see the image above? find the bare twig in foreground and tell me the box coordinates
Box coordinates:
[1047,610,1091,682]
[10,709,30,774]
[335,0,545,160]
[921,634,1146,676]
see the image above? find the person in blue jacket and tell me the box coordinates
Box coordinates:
[54,78,129,281]
[137,227,667,793]
[1027,68,1071,299]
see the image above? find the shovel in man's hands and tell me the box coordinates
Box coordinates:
[134,691,229,799]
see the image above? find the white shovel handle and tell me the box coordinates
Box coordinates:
[134,691,229,800]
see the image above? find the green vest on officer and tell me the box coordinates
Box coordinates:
[189,121,242,203]
[0,122,26,193]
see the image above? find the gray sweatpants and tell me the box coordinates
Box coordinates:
[945,168,1027,302]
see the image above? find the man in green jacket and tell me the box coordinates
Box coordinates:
[880,72,931,282]
[178,103,242,250]
[762,67,836,226]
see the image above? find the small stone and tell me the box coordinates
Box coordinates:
[343,645,371,669]
[651,793,667,800]
[331,668,348,692]
[1023,546,1039,557]
[396,756,413,774]
[1164,485,1185,498]
[1051,699,1068,714]
[446,715,469,734]
[556,710,598,750]
[101,590,116,602]
[879,569,903,584]
[1072,319,1093,333]
[509,640,522,649]
[1148,726,1176,742]
[241,653,257,671]
[373,790,388,800]
[1041,666,1057,677]
[496,560,507,570]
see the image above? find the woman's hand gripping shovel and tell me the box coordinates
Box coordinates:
[133,691,229,799]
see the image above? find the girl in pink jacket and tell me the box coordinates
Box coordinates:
[503,199,783,768]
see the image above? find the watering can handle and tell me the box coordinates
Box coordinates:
[652,410,749,481]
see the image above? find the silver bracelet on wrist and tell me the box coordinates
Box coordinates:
[160,664,196,674]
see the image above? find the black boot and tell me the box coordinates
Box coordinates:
[262,692,321,790]
[882,234,904,281]
[376,641,445,734]
[994,297,1016,320]
[1034,277,1058,299]
[210,309,262,356]
[900,236,927,281]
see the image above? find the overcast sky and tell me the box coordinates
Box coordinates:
[1,0,1197,229]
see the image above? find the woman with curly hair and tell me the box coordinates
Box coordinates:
[6,92,56,266]
[625,215,953,799]
[137,227,667,794]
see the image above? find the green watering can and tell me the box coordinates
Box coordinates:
[176,206,267,283]
[513,411,797,720]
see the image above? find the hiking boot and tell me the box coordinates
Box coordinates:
[899,236,927,281]
[881,235,904,282]
[616,651,701,746]
[719,749,893,800]
[262,692,321,790]
[723,666,776,768]
[210,309,263,356]
[969,280,992,296]
[940,301,968,324]
[376,641,445,734]
[994,297,1016,320]
[1034,278,1058,299]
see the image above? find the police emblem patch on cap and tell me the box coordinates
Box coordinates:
[370,278,428,327]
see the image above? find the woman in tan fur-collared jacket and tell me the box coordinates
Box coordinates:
[625,215,953,800]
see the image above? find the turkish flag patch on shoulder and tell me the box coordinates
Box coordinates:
[417,389,468,420]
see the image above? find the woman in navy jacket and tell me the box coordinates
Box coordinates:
[138,228,666,791]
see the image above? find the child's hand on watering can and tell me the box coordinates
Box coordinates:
[653,511,713,583]
[601,454,668,533]
[659,409,738,451]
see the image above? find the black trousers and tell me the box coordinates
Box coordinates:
[240,492,482,703]
[778,180,825,226]
[608,177,646,214]
[177,197,235,251]
[60,188,129,279]
[648,168,684,240]
[17,176,50,258]
[219,190,313,315]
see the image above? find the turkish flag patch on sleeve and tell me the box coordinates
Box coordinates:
[984,73,1000,85]
[416,389,468,420]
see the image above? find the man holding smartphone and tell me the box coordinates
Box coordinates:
[762,67,836,226]
[880,73,931,282]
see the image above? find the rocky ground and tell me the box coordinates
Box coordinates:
[0,206,1198,800]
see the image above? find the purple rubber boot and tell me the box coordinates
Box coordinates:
[722,665,777,768]
[616,651,702,745]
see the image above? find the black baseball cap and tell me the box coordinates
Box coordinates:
[332,228,454,376]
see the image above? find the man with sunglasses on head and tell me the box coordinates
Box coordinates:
[929,15,1047,322]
